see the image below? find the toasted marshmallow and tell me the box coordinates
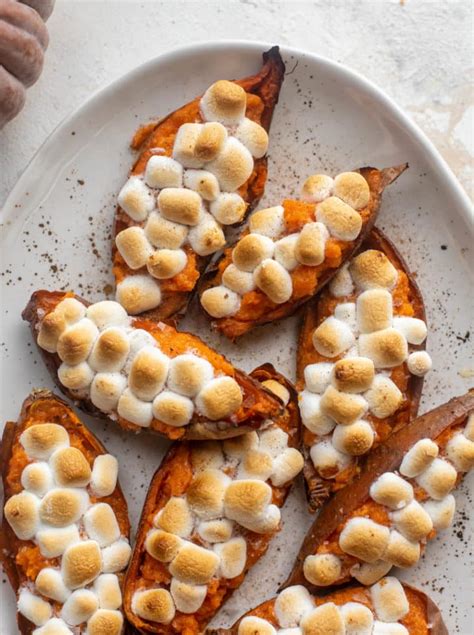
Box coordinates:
[184,169,220,201]
[101,539,131,573]
[115,226,153,270]
[390,500,433,541]
[156,497,193,537]
[254,259,293,304]
[169,542,220,584]
[84,503,120,547]
[274,234,299,271]
[224,479,272,524]
[210,192,247,224]
[145,155,183,188]
[37,311,68,353]
[235,117,269,158]
[243,503,281,534]
[39,488,89,527]
[303,553,342,587]
[200,285,241,318]
[58,362,94,391]
[274,585,314,628]
[61,589,98,625]
[145,529,182,562]
[117,176,154,222]
[300,603,344,635]
[222,264,256,295]
[198,518,233,543]
[186,469,230,519]
[117,388,153,427]
[57,319,99,366]
[372,622,408,635]
[257,427,288,457]
[301,174,334,203]
[152,390,194,427]
[232,234,275,272]
[317,196,362,241]
[407,351,432,377]
[358,328,408,368]
[223,431,259,458]
[237,449,274,481]
[332,420,374,456]
[270,448,304,486]
[4,491,40,539]
[168,354,214,398]
[86,609,123,635]
[170,578,207,614]
[144,211,188,250]
[238,616,276,635]
[90,372,127,412]
[393,316,427,345]
[54,298,86,324]
[147,248,187,280]
[158,187,203,228]
[117,274,162,314]
[364,375,403,419]
[370,577,409,623]
[295,222,328,266]
[417,457,457,499]
[132,588,175,624]
[214,536,247,578]
[128,345,169,401]
[334,302,358,331]
[35,568,70,603]
[21,462,54,497]
[18,589,51,626]
[339,602,373,634]
[312,316,355,358]
[329,265,354,298]
[446,432,474,472]
[399,438,438,478]
[350,250,398,291]
[196,376,243,420]
[249,205,285,239]
[195,121,227,161]
[50,446,91,487]
[191,441,225,472]
[261,379,290,406]
[126,328,156,363]
[62,540,102,589]
[320,386,368,426]
[208,137,254,192]
[332,357,375,393]
[172,122,205,168]
[422,495,455,530]
[93,574,122,610]
[339,517,390,563]
[90,454,118,498]
[310,439,351,477]
[298,391,335,435]
[357,289,393,334]
[382,530,420,568]
[351,559,392,586]
[189,212,226,256]
[333,172,370,210]
[37,525,80,558]
[370,473,413,510]
[86,302,129,332]
[304,363,333,395]
[32,618,73,635]
[200,80,246,125]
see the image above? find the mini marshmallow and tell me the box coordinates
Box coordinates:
[50,446,91,487]
[145,529,183,563]
[21,462,53,497]
[39,488,89,527]
[129,345,169,401]
[329,265,354,298]
[153,390,194,427]
[310,439,351,477]
[90,372,127,412]
[37,525,80,558]
[88,327,130,373]
[195,121,227,162]
[18,589,52,626]
[270,448,304,486]
[416,458,457,500]
[58,362,94,391]
[61,540,102,589]
[170,578,207,614]
[86,609,123,635]
[210,192,247,224]
[201,285,241,318]
[224,479,272,525]
[357,289,393,334]
[198,518,233,543]
[222,264,256,295]
[117,176,154,222]
[393,316,428,345]
[304,363,334,394]
[358,328,408,369]
[351,560,392,586]
[214,536,247,578]
[333,172,370,210]
[147,248,187,279]
[274,233,299,271]
[61,589,98,625]
[300,603,345,635]
[317,196,362,241]
[158,187,203,226]
[115,226,153,270]
[365,375,403,419]
[169,542,220,585]
[422,495,456,530]
[332,357,375,394]
[126,328,156,364]
[235,117,269,158]
[238,617,276,635]
[334,302,358,331]
[312,316,355,358]
[445,432,474,472]
[145,155,183,188]
[93,574,122,610]
[116,275,162,314]
[90,454,118,497]
[254,259,293,304]
[274,585,314,628]
[350,249,399,291]
[35,568,70,603]
[249,205,285,239]
[339,517,390,563]
[294,222,328,266]
[191,441,225,472]
[37,311,67,353]
[261,379,290,406]
[372,622,408,635]
[144,211,188,249]
[86,301,129,330]
[298,390,335,435]
[188,212,226,255]
[399,438,439,478]
[223,433,259,461]
[172,122,205,168]
[370,473,414,510]
[382,530,420,568]
[301,174,334,202]
[187,469,230,519]
[208,137,254,192]
[232,233,275,272]
[32,618,73,635]
[117,388,153,427]
[407,351,432,377]
[237,449,274,481]
[339,602,374,635]
[101,539,132,573]
[303,553,342,587]
[391,499,433,541]
[57,319,99,366]
[156,497,193,538]
[132,588,175,625]
[464,413,474,441]
[84,503,121,547]
[243,503,281,534]
[320,386,368,426]
[200,80,246,125]
[332,420,375,456]
[54,298,86,325]
[196,376,243,420]
[370,577,409,623]
[184,169,220,201]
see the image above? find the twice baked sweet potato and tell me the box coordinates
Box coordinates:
[284,390,474,591]
[0,390,132,635]
[209,577,447,635]
[113,46,285,324]
[22,291,281,441]
[199,165,407,340]
[298,228,429,511]
[122,365,303,635]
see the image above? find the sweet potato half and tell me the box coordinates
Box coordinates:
[0,390,132,635]
[22,290,281,441]
[113,46,285,324]
[199,165,407,340]
[208,579,448,635]
[284,390,474,592]
[299,227,427,511]
[123,365,302,635]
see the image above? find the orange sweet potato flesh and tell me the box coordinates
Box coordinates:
[208,582,448,635]
[0,390,132,635]
[123,365,300,635]
[199,165,408,340]
[22,290,282,441]
[113,46,285,325]
[283,390,474,592]
[299,227,427,511]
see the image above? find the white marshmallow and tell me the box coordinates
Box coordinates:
[20,424,69,460]
[83,503,121,547]
[93,574,122,610]
[232,233,275,272]
[300,604,345,634]
[184,169,220,201]
[332,420,375,456]
[115,226,153,270]
[303,553,342,587]
[170,578,207,614]
[61,589,98,626]
[33,618,73,635]
[301,174,334,202]
[145,155,183,188]
[188,212,226,256]
[128,344,169,401]
[86,301,130,330]
[294,222,328,267]
[101,539,132,573]
[334,302,357,331]
[144,211,188,249]
[416,458,458,500]
[422,495,456,530]
[172,123,204,168]
[370,472,414,510]
[254,259,293,304]
[365,375,403,419]
[235,117,269,158]
[198,518,233,543]
[242,503,280,534]
[200,285,241,318]
[222,264,256,295]
[200,81,246,125]
[274,233,299,271]
[88,327,130,373]
[210,192,247,225]
[207,137,254,192]
[86,610,123,634]
[339,602,373,634]
[152,390,194,427]
[117,388,153,427]
[445,432,474,472]
[399,438,439,478]
[312,316,355,357]
[299,390,335,435]
[21,462,53,497]
[329,265,354,298]
[390,500,433,542]
[351,560,392,586]
[393,316,428,345]
[370,577,409,623]
[257,428,288,457]
[116,275,162,315]
[238,617,276,635]
[372,622,408,635]
[56,319,99,366]
[249,205,285,239]
[356,289,393,334]
[126,329,156,366]
[4,491,40,539]
[58,362,95,392]
[317,196,362,241]
[310,439,350,476]
[407,351,432,377]
[35,568,70,603]
[117,176,155,222]
[90,372,127,412]
[304,363,334,394]
[214,536,247,578]
[147,248,187,280]
[270,448,304,486]
[37,525,80,558]
[90,454,119,497]
[274,585,314,628]
[18,589,51,626]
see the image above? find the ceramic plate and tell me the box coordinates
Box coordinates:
[1,41,472,634]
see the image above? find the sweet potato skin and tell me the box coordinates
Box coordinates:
[199,164,408,340]
[22,290,282,441]
[123,365,300,635]
[283,390,474,592]
[0,390,132,635]
[300,227,426,511]
[113,46,285,325]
